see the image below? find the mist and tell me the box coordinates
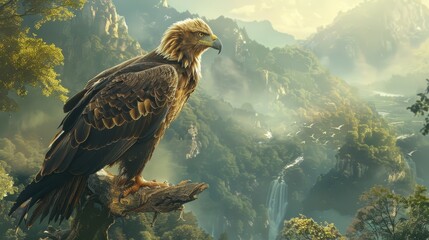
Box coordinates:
[2,0,429,239]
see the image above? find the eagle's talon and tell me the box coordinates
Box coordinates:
[120,176,169,198]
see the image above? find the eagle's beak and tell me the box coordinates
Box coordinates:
[210,35,222,54]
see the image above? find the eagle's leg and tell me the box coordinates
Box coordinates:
[122,176,169,197]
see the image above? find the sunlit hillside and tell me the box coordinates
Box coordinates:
[1,0,429,239]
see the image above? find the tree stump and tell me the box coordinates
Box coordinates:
[41,170,208,240]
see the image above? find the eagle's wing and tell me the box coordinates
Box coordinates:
[9,64,179,226]
[39,64,178,178]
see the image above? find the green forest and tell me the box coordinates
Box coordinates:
[2,0,429,239]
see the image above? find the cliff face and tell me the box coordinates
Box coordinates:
[40,0,144,90]
[304,0,429,78]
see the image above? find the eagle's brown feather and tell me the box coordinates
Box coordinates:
[9,18,220,227]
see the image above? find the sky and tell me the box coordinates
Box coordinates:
[168,0,429,39]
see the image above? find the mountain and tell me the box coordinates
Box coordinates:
[112,0,414,237]
[236,20,296,48]
[304,0,429,83]
[38,0,144,91]
[0,0,418,239]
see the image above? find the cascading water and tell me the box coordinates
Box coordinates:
[266,156,304,240]
[405,156,423,184]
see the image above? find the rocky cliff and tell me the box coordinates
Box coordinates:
[39,0,144,91]
[304,0,429,78]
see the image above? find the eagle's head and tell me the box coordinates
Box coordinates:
[156,18,222,79]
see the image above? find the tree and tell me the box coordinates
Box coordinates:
[408,79,429,135]
[399,185,429,239]
[347,185,429,240]
[347,186,404,240]
[0,0,86,111]
[280,214,345,240]
[0,161,16,200]
[161,225,213,240]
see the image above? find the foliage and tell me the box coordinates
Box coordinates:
[304,105,411,215]
[0,1,418,239]
[0,161,16,200]
[0,199,26,239]
[108,211,211,240]
[0,135,45,179]
[408,79,429,135]
[347,185,429,240]
[280,214,345,240]
[161,224,213,240]
[0,0,86,111]
[347,186,404,239]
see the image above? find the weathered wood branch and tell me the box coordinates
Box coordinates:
[41,170,208,240]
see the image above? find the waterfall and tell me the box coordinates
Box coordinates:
[267,177,288,240]
[266,156,304,240]
[405,156,423,184]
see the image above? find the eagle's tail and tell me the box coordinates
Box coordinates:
[9,172,88,227]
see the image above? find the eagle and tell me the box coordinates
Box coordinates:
[9,18,222,227]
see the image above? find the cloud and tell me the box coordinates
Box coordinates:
[171,0,365,39]
[230,5,256,17]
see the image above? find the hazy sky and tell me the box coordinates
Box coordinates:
[168,0,429,39]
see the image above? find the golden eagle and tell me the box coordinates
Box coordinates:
[9,18,222,226]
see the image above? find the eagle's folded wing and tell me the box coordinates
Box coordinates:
[39,64,179,178]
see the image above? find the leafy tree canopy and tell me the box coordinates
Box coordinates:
[408,79,429,135]
[347,185,429,240]
[161,224,213,240]
[0,161,16,200]
[0,0,86,111]
[280,214,345,240]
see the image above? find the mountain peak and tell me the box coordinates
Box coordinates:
[305,0,429,77]
[236,19,295,48]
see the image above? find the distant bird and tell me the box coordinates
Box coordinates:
[295,130,301,135]
[407,150,417,157]
[396,133,415,140]
[310,133,316,140]
[323,140,329,145]
[264,130,273,139]
[286,132,293,137]
[304,123,314,128]
[301,140,306,144]
[331,133,336,138]
[331,124,344,130]
[9,18,222,227]
[326,102,336,107]
[322,131,327,135]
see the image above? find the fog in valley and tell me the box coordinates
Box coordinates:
[2,0,429,239]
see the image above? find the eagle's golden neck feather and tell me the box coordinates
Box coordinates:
[156,19,211,81]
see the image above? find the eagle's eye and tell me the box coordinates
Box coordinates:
[197,32,205,38]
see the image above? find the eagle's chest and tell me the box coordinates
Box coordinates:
[158,75,196,136]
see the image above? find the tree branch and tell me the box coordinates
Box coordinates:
[41,170,208,240]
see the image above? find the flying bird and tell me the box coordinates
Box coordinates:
[264,130,273,139]
[407,150,417,157]
[9,18,222,227]
[331,124,344,130]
